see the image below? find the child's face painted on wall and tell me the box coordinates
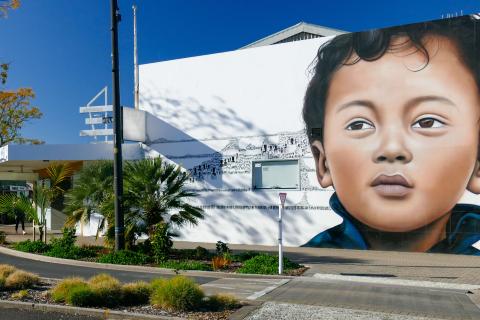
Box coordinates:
[314,35,480,232]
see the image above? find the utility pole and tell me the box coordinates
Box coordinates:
[110,0,124,251]
[133,4,139,110]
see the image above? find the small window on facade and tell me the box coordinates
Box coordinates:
[252,159,299,190]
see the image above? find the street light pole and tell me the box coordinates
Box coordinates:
[110,0,124,251]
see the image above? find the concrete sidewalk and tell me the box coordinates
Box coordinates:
[173,241,480,285]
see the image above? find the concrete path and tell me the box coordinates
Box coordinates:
[257,277,480,320]
[245,302,448,320]
[173,241,480,284]
[201,278,290,300]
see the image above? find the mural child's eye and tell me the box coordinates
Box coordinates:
[346,120,374,131]
[412,117,445,129]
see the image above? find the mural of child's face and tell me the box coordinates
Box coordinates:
[314,35,480,232]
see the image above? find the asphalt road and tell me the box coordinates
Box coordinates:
[0,251,218,284]
[3,249,480,319]
[0,308,100,320]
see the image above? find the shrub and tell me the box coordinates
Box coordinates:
[58,227,77,248]
[151,222,174,263]
[121,281,152,306]
[45,245,97,260]
[68,286,97,307]
[88,274,122,307]
[96,250,150,265]
[216,241,230,256]
[195,246,211,260]
[50,277,88,303]
[44,227,94,260]
[150,276,204,311]
[0,264,16,278]
[11,289,29,300]
[232,251,261,262]
[0,230,6,244]
[5,270,40,289]
[206,294,240,311]
[14,240,51,253]
[237,254,301,275]
[157,260,212,271]
[150,278,167,292]
[134,239,152,255]
[0,276,5,289]
[212,255,231,271]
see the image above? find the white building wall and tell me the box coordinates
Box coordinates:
[139,37,480,246]
[139,38,339,246]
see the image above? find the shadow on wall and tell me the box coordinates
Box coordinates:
[140,86,270,140]
[138,87,328,246]
[139,87,278,190]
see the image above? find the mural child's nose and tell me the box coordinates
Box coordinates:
[373,128,413,164]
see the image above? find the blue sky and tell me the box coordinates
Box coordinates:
[0,0,479,144]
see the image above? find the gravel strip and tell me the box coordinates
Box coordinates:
[245,302,445,320]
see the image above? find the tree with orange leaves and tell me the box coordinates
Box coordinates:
[0,0,43,146]
[0,0,20,18]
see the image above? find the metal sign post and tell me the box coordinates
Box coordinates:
[278,192,287,274]
[111,0,125,251]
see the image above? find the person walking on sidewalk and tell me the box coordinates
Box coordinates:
[14,208,25,235]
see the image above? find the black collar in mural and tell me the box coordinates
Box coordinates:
[303,193,480,256]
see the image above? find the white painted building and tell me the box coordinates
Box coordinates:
[3,21,478,246]
[138,23,345,246]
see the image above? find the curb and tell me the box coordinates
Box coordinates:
[0,245,294,280]
[0,300,185,320]
[229,301,264,320]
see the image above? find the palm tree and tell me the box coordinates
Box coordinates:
[64,157,204,248]
[123,157,204,240]
[0,193,37,224]
[64,160,114,238]
[35,163,73,242]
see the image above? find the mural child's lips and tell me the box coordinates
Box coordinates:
[371,174,413,197]
[372,184,412,197]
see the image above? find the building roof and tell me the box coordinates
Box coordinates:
[241,21,346,49]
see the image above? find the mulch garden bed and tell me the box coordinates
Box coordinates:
[0,279,240,320]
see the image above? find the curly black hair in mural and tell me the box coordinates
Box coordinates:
[303,15,479,143]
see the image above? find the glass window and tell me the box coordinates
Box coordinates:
[252,160,299,190]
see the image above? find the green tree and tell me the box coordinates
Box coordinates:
[64,158,204,248]
[64,160,114,238]
[0,0,42,146]
[123,157,204,238]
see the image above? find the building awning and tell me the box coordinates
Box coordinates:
[0,143,144,180]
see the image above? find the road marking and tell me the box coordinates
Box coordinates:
[201,284,236,290]
[313,273,480,291]
[246,279,290,300]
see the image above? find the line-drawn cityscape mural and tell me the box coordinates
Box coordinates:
[161,130,320,193]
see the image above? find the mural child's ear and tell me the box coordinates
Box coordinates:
[311,140,333,188]
[467,159,480,194]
